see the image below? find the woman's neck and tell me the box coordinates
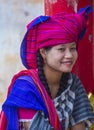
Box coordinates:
[44,66,62,85]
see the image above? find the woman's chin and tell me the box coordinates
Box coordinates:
[61,68,73,73]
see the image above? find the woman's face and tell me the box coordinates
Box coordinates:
[40,42,78,73]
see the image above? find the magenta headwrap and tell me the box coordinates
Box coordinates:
[20,6,92,69]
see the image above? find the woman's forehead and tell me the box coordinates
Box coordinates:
[54,42,76,48]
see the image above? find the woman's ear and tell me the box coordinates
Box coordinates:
[39,48,46,59]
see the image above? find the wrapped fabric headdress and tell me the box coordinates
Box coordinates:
[20,6,92,69]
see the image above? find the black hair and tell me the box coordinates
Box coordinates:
[37,50,52,97]
[37,49,69,98]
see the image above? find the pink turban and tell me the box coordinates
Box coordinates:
[20,6,92,69]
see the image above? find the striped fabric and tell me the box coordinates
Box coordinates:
[53,73,94,130]
[29,111,54,130]
[2,69,61,130]
[18,73,94,130]
[20,6,92,69]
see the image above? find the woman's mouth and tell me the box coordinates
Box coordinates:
[61,61,73,66]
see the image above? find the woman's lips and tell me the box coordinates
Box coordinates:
[61,61,73,66]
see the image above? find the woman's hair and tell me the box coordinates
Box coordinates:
[37,50,52,97]
[37,49,69,98]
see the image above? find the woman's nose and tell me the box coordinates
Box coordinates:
[64,49,72,58]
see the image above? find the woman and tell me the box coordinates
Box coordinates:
[1,5,94,130]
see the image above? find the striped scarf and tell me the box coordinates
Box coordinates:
[20,6,92,69]
[1,69,62,130]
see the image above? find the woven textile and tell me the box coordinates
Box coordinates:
[18,73,94,130]
[20,6,92,69]
[2,69,61,130]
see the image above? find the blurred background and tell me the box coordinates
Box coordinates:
[0,0,44,110]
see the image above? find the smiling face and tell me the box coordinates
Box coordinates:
[40,42,78,74]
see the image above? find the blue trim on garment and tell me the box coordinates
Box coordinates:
[20,16,50,69]
[2,76,48,130]
[77,5,92,40]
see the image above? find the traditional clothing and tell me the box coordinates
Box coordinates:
[1,69,94,130]
[1,69,62,130]
[20,6,92,69]
[1,5,94,130]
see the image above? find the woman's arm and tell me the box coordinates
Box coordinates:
[24,122,31,130]
[70,121,85,130]
[69,74,94,130]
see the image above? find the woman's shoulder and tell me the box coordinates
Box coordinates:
[7,69,38,94]
[11,69,37,84]
[69,72,80,80]
[69,72,83,84]
[17,75,33,81]
[14,75,36,88]
[7,70,40,99]
[68,72,84,91]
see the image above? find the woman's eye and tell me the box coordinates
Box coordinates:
[70,47,76,51]
[58,48,65,51]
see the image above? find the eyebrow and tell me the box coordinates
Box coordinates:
[60,43,76,47]
[71,43,76,46]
